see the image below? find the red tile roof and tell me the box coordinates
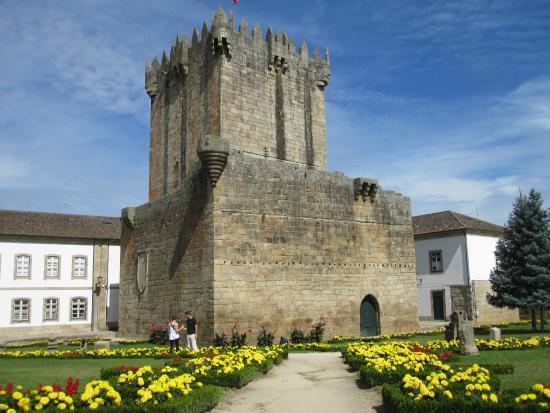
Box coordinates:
[412,211,503,237]
[0,210,120,241]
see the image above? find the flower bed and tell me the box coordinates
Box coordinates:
[383,381,550,413]
[0,346,287,412]
[425,337,550,352]
[345,340,550,413]
[287,343,338,352]
[329,328,446,344]
[0,347,194,359]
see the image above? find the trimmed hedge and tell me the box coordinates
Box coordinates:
[73,384,225,413]
[360,365,430,388]
[194,366,262,389]
[448,362,514,376]
[381,384,546,413]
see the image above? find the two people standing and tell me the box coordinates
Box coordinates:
[168,311,199,352]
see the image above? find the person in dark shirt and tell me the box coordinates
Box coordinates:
[185,311,199,350]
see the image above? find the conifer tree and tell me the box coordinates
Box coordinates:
[488,189,550,331]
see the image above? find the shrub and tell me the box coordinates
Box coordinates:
[290,328,306,344]
[212,332,229,347]
[309,319,326,342]
[197,366,261,388]
[79,384,225,413]
[360,365,414,388]
[230,325,247,347]
[381,383,549,413]
[257,327,274,347]
[149,325,168,345]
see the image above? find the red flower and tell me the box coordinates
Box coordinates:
[6,383,14,393]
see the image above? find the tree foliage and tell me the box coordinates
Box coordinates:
[487,189,550,330]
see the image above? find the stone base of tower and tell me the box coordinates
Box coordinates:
[119,153,419,345]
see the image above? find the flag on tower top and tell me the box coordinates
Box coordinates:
[233,0,239,4]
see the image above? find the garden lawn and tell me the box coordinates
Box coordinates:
[0,357,166,389]
[474,323,550,338]
[456,346,550,389]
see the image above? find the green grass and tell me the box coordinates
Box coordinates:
[474,323,550,338]
[0,357,166,389]
[455,346,550,389]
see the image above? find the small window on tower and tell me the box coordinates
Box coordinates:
[429,250,443,273]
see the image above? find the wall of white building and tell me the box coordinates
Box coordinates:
[0,239,120,340]
[415,233,468,320]
[106,245,120,325]
[0,240,93,329]
[466,234,498,281]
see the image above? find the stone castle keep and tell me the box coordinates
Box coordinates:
[119,8,419,343]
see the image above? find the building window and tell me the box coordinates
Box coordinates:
[43,298,59,321]
[44,255,60,278]
[72,256,87,278]
[70,297,87,320]
[15,254,31,278]
[12,298,31,323]
[429,250,443,273]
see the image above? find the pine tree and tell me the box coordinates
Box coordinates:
[487,189,550,331]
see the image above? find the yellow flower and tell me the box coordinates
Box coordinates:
[40,397,49,405]
[12,391,23,400]
[58,403,67,410]
[481,394,488,401]
[444,390,453,399]
[533,384,544,392]
[490,393,498,403]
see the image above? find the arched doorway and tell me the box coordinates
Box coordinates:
[360,295,380,336]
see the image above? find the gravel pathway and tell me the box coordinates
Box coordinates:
[211,352,385,413]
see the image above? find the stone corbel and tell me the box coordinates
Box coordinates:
[353,178,379,202]
[197,135,230,188]
[122,207,136,228]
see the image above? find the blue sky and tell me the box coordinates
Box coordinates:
[1,0,549,225]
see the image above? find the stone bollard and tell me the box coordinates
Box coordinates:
[458,320,479,355]
[47,338,58,352]
[489,327,501,340]
[93,340,111,350]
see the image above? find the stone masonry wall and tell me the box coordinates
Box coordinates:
[211,152,418,340]
[145,9,330,202]
[450,285,472,319]
[119,162,216,340]
[450,282,520,326]
[472,280,519,326]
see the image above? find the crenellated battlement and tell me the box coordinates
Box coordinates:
[145,7,330,97]
[146,7,331,201]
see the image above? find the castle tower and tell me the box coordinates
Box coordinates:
[119,9,418,343]
[146,8,330,200]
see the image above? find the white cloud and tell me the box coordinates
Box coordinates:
[327,76,550,225]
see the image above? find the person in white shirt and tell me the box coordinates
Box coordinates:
[168,314,184,353]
